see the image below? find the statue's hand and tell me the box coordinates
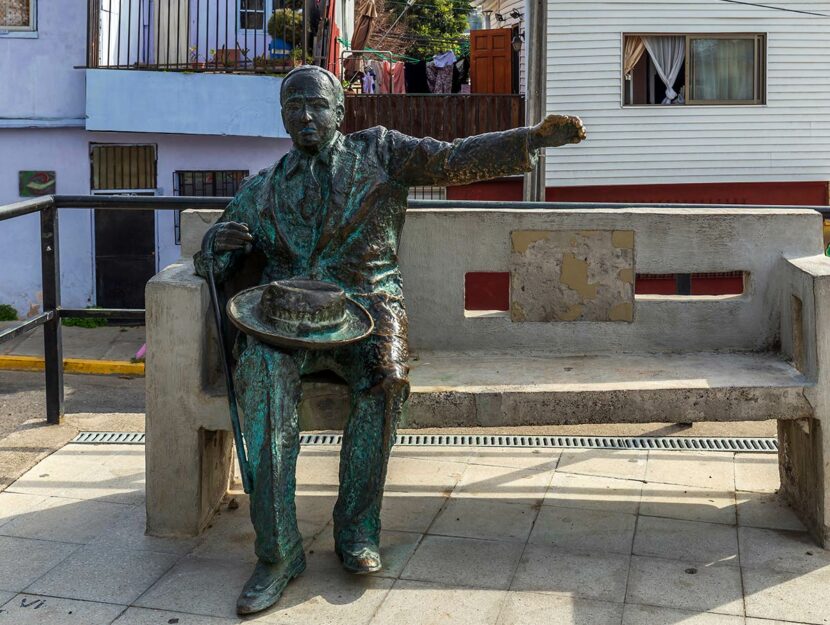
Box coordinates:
[529,114,587,150]
[213,222,253,253]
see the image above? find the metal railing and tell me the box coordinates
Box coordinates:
[87,0,327,74]
[2,194,829,425]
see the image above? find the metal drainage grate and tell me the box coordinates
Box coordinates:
[73,432,779,453]
[72,432,146,444]
[299,433,778,453]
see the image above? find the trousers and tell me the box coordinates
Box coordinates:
[233,323,409,564]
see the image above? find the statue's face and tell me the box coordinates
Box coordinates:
[281,72,344,153]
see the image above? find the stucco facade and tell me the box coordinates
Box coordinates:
[0,0,294,316]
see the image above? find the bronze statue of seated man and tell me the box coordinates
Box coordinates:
[195,64,586,615]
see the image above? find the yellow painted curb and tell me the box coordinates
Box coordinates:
[0,355,144,376]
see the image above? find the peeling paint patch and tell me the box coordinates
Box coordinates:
[510,229,635,323]
[511,230,551,254]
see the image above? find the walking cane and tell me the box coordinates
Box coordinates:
[202,232,254,494]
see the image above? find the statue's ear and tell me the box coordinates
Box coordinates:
[336,102,345,126]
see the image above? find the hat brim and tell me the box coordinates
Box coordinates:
[227,285,374,350]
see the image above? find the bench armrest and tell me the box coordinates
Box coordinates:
[781,255,830,389]
[146,259,227,430]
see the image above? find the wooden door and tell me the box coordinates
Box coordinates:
[471,28,514,94]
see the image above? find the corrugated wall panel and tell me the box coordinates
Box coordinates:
[546,0,830,186]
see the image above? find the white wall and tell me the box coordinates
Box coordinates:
[0,128,290,316]
[545,0,830,186]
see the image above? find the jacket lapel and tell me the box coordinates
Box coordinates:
[311,136,361,258]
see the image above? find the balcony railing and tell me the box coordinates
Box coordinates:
[341,94,526,142]
[86,0,325,74]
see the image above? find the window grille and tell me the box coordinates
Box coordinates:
[1,0,34,30]
[173,170,249,244]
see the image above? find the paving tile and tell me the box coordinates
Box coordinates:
[0,536,79,593]
[0,493,48,530]
[134,556,252,619]
[497,591,623,625]
[26,545,178,604]
[451,464,553,503]
[734,454,780,493]
[247,557,393,624]
[190,498,259,564]
[556,449,647,481]
[401,535,524,590]
[469,448,560,471]
[625,555,744,616]
[0,496,134,544]
[639,482,736,525]
[308,529,422,579]
[736,492,806,532]
[0,593,126,625]
[745,620,807,625]
[738,526,830,573]
[633,516,739,566]
[645,452,735,491]
[529,506,635,555]
[430,498,537,543]
[294,453,341,497]
[295,493,338,526]
[0,591,12,607]
[511,544,629,603]
[743,565,830,624]
[7,445,145,505]
[381,493,447,533]
[544,472,642,514]
[111,607,241,624]
[91,505,200,556]
[622,604,745,624]
[394,446,476,466]
[368,579,504,625]
[384,457,466,495]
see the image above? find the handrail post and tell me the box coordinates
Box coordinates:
[40,205,64,424]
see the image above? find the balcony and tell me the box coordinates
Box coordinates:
[84,1,525,140]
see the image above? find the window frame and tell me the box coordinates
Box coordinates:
[239,0,267,32]
[622,32,767,107]
[0,0,37,33]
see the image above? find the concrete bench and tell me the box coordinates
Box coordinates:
[145,205,830,547]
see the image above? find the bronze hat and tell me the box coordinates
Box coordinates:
[227,279,373,349]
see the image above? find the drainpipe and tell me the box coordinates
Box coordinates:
[523,0,547,202]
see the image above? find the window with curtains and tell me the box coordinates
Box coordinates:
[1,0,36,30]
[623,34,765,106]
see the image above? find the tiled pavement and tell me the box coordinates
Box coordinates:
[0,443,828,624]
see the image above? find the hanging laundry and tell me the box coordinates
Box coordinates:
[452,56,470,93]
[373,60,394,93]
[362,67,376,94]
[405,61,429,93]
[390,61,406,94]
[432,50,457,68]
[427,61,453,93]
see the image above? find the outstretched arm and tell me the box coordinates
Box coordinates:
[387,114,586,188]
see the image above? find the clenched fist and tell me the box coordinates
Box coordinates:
[529,114,587,150]
[213,221,254,253]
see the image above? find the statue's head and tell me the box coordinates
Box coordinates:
[280,65,345,154]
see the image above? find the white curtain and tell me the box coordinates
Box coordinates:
[643,36,685,104]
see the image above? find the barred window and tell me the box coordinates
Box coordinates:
[1,0,35,30]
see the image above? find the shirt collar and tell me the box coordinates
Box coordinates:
[284,132,342,179]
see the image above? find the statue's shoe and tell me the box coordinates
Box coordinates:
[335,542,383,574]
[236,550,306,615]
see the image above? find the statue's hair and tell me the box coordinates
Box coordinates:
[280,65,344,107]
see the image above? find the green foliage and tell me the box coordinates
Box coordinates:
[268,9,305,47]
[393,0,472,59]
[62,307,107,328]
[0,304,18,321]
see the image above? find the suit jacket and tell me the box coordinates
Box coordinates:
[194,125,537,338]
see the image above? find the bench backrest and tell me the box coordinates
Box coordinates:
[181,206,822,355]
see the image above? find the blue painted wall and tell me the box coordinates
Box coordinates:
[86,70,289,138]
